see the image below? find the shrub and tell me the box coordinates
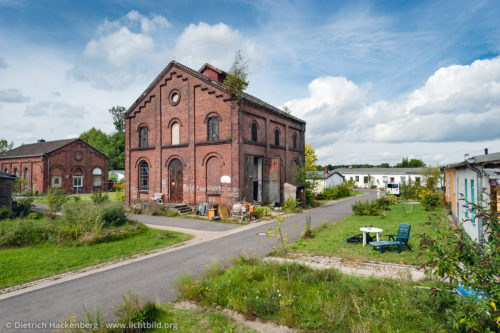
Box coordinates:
[26,211,44,220]
[113,183,125,201]
[0,219,51,247]
[419,189,442,211]
[46,187,69,218]
[150,205,178,217]
[0,208,12,220]
[114,291,160,327]
[100,201,127,227]
[282,197,300,213]
[253,206,272,219]
[386,194,398,205]
[317,183,351,200]
[351,200,381,216]
[302,216,314,239]
[91,191,109,205]
[12,198,33,218]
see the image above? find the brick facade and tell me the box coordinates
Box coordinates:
[125,61,306,207]
[0,139,108,194]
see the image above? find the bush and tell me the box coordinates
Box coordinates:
[0,219,52,247]
[100,201,127,227]
[46,187,69,218]
[386,194,399,205]
[91,191,109,205]
[12,198,33,218]
[26,211,43,220]
[302,216,314,239]
[113,183,125,201]
[150,205,179,217]
[317,183,351,200]
[0,208,12,220]
[253,206,271,219]
[114,291,160,327]
[282,197,300,213]
[351,200,381,216]
[419,189,442,211]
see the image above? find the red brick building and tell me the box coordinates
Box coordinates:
[125,61,306,207]
[0,139,108,194]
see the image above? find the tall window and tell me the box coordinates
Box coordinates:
[92,167,102,188]
[4,168,9,174]
[292,133,297,149]
[171,122,180,145]
[274,129,280,146]
[13,167,18,177]
[139,126,148,147]
[207,116,219,141]
[251,122,258,142]
[139,161,149,191]
[23,167,29,181]
[73,168,83,192]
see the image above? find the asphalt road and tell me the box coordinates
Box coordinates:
[0,191,375,330]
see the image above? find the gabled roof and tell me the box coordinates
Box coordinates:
[308,170,345,180]
[125,60,306,125]
[0,139,79,159]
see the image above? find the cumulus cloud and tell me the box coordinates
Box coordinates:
[0,88,30,103]
[0,57,7,69]
[285,56,500,154]
[24,101,88,118]
[173,22,265,71]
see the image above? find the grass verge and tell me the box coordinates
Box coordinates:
[176,257,453,332]
[281,203,443,265]
[0,227,191,289]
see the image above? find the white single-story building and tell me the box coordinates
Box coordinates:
[335,168,424,189]
[443,150,500,242]
[309,169,345,194]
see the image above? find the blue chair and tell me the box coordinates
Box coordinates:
[369,223,412,253]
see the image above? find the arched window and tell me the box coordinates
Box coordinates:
[274,129,280,147]
[23,167,29,181]
[207,116,219,141]
[4,168,9,174]
[139,127,148,147]
[251,122,258,142]
[92,167,102,188]
[13,167,18,177]
[292,133,297,149]
[171,122,180,145]
[206,156,221,194]
[139,161,149,191]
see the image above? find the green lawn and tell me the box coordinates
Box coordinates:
[283,203,445,265]
[176,257,452,332]
[0,228,191,289]
[29,192,120,204]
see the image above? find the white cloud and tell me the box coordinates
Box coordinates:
[173,22,265,71]
[285,56,500,165]
[24,101,88,118]
[0,88,30,103]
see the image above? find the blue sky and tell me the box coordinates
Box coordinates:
[1,0,500,165]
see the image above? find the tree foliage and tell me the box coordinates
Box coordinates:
[395,157,426,168]
[418,189,500,331]
[0,139,13,153]
[80,128,125,170]
[223,50,249,102]
[109,106,126,133]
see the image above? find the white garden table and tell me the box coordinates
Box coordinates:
[360,227,383,246]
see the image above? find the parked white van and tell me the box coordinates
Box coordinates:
[386,183,401,196]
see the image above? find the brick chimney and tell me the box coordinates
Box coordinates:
[485,148,489,155]
[324,166,328,175]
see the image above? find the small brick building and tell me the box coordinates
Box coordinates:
[0,172,16,209]
[125,61,306,207]
[0,139,108,194]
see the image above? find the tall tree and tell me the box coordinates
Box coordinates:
[0,139,13,153]
[395,157,426,168]
[109,106,126,133]
[223,50,249,102]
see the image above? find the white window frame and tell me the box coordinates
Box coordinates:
[73,175,83,188]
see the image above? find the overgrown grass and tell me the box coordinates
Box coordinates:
[176,257,453,332]
[31,193,117,204]
[0,227,191,288]
[281,203,444,265]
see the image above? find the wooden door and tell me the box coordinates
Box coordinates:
[169,159,183,203]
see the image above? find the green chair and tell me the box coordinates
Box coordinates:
[369,223,412,253]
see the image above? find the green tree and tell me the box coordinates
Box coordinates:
[80,128,125,170]
[109,106,126,133]
[80,128,109,153]
[395,157,426,168]
[378,163,390,168]
[223,50,249,102]
[0,139,13,153]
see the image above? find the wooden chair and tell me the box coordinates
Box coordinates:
[369,223,412,253]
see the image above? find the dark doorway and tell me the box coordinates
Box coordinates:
[169,159,183,203]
